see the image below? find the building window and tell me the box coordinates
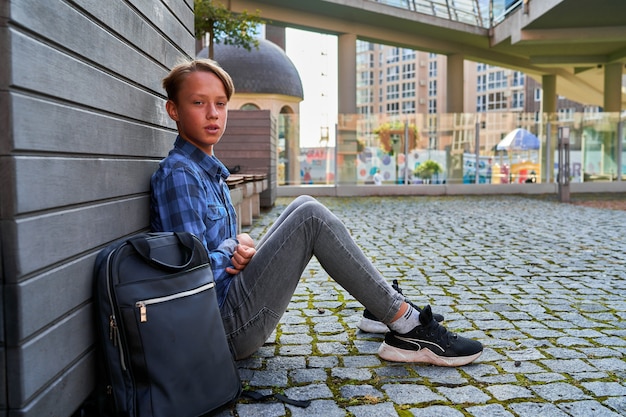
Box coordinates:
[402,82,415,98]
[428,80,437,97]
[429,60,437,77]
[534,88,542,101]
[402,48,415,60]
[387,47,400,63]
[402,63,416,79]
[477,74,486,92]
[428,99,437,114]
[402,101,416,114]
[386,66,399,82]
[357,71,370,88]
[386,84,400,100]
[477,95,486,112]
[512,92,524,109]
[558,108,575,121]
[387,102,399,114]
[487,70,507,89]
[487,92,508,110]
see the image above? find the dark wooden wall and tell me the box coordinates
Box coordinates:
[0,0,194,415]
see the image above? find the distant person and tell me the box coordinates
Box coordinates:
[373,168,383,185]
[150,58,483,366]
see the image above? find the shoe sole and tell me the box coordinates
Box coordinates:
[357,317,389,334]
[377,342,483,367]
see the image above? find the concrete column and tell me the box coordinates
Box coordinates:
[541,74,557,113]
[446,54,464,113]
[541,74,557,183]
[604,62,623,112]
[338,33,357,114]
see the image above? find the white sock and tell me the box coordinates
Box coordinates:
[387,304,421,334]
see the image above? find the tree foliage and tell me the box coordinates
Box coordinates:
[373,121,419,154]
[414,159,443,180]
[194,0,265,59]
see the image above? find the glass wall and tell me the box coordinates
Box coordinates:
[278,112,625,186]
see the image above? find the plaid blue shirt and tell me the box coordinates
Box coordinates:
[150,136,238,306]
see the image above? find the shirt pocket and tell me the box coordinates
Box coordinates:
[205,204,227,221]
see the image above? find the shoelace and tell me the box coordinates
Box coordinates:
[425,319,457,347]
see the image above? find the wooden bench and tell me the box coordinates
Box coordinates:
[226,173,269,233]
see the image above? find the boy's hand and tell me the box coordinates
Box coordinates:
[226,233,256,274]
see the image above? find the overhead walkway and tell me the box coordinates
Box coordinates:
[229,0,626,112]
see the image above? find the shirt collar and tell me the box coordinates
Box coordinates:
[173,136,230,180]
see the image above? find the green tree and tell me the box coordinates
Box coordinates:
[195,0,265,59]
[414,159,443,181]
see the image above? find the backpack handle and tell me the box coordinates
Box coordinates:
[129,232,196,272]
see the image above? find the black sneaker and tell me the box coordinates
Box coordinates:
[357,280,444,333]
[377,305,483,367]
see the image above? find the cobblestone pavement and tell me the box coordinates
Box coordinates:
[216,195,626,417]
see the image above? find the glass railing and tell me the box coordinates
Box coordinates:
[367,0,524,28]
[277,112,625,187]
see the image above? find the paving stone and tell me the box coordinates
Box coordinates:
[348,402,399,417]
[486,384,534,401]
[465,403,515,417]
[290,368,328,384]
[280,333,313,345]
[604,396,626,415]
[287,399,345,417]
[316,341,350,355]
[249,370,289,387]
[342,355,382,368]
[504,348,546,361]
[531,382,590,401]
[540,358,597,373]
[331,367,372,381]
[558,400,623,417]
[581,381,626,397]
[307,356,338,368]
[412,365,467,385]
[235,402,285,417]
[588,358,626,371]
[266,356,306,370]
[353,340,382,354]
[284,383,334,400]
[340,384,384,400]
[382,383,446,404]
[279,344,313,355]
[374,365,412,379]
[525,372,567,382]
[509,401,570,417]
[409,405,465,417]
[436,385,491,404]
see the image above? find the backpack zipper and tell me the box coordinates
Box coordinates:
[106,251,127,371]
[135,282,215,323]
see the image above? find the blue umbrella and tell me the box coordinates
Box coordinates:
[496,128,540,151]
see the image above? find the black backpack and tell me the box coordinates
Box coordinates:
[93,232,241,417]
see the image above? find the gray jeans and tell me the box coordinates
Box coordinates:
[220,195,405,360]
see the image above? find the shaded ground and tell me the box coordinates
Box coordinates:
[569,193,626,211]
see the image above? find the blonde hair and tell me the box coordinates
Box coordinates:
[162,58,235,102]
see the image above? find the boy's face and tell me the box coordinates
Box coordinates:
[166,71,228,155]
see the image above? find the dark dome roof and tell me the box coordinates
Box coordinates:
[197,39,303,99]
